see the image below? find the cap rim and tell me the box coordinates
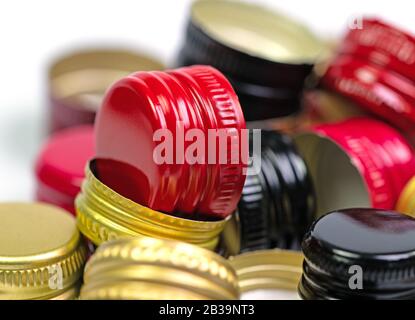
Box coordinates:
[81,237,240,300]
[0,231,87,299]
[75,160,227,250]
[302,213,415,287]
[230,249,303,293]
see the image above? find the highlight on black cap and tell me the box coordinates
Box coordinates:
[300,208,415,299]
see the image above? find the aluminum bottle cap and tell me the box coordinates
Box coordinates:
[0,203,87,300]
[80,237,240,300]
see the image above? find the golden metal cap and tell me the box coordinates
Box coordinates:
[0,203,88,300]
[229,249,303,300]
[50,48,165,112]
[220,211,241,257]
[75,160,228,250]
[396,176,415,217]
[80,237,240,300]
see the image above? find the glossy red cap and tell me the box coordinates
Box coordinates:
[95,65,247,219]
[35,125,95,213]
[341,19,415,81]
[331,55,415,103]
[313,118,415,209]
[322,55,415,137]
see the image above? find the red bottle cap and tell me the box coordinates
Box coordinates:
[295,118,415,216]
[330,54,415,104]
[35,125,95,214]
[342,19,415,81]
[95,65,247,219]
[322,56,415,137]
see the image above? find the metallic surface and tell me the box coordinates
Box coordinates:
[35,125,95,214]
[229,249,303,299]
[75,160,227,250]
[323,18,415,140]
[341,19,415,81]
[235,168,271,252]
[80,237,240,300]
[222,131,315,253]
[221,211,242,257]
[177,0,325,121]
[262,131,315,249]
[329,55,415,104]
[49,48,164,132]
[300,208,415,299]
[295,118,415,216]
[323,54,415,136]
[95,65,247,219]
[396,176,415,216]
[190,0,323,64]
[0,203,87,300]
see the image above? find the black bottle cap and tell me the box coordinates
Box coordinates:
[224,130,315,254]
[261,131,315,247]
[176,0,324,120]
[260,150,286,248]
[220,164,271,256]
[238,170,271,252]
[178,22,314,90]
[300,208,415,299]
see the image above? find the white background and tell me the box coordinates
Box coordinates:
[0,0,413,201]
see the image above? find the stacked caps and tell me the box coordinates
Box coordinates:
[29,2,415,301]
[177,0,324,122]
[75,65,247,250]
[48,49,164,133]
[73,65,248,299]
[222,130,315,254]
[0,203,87,300]
[318,19,415,218]
[322,19,415,138]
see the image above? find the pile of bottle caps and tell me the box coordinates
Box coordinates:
[2,0,415,300]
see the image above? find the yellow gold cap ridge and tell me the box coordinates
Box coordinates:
[0,203,88,300]
[80,282,212,300]
[81,237,240,300]
[229,249,303,293]
[75,161,227,249]
[0,238,87,299]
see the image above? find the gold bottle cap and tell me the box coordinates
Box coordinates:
[220,211,241,257]
[0,203,88,300]
[80,237,240,300]
[75,160,228,250]
[396,176,415,217]
[50,48,165,112]
[191,0,324,64]
[229,249,303,300]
